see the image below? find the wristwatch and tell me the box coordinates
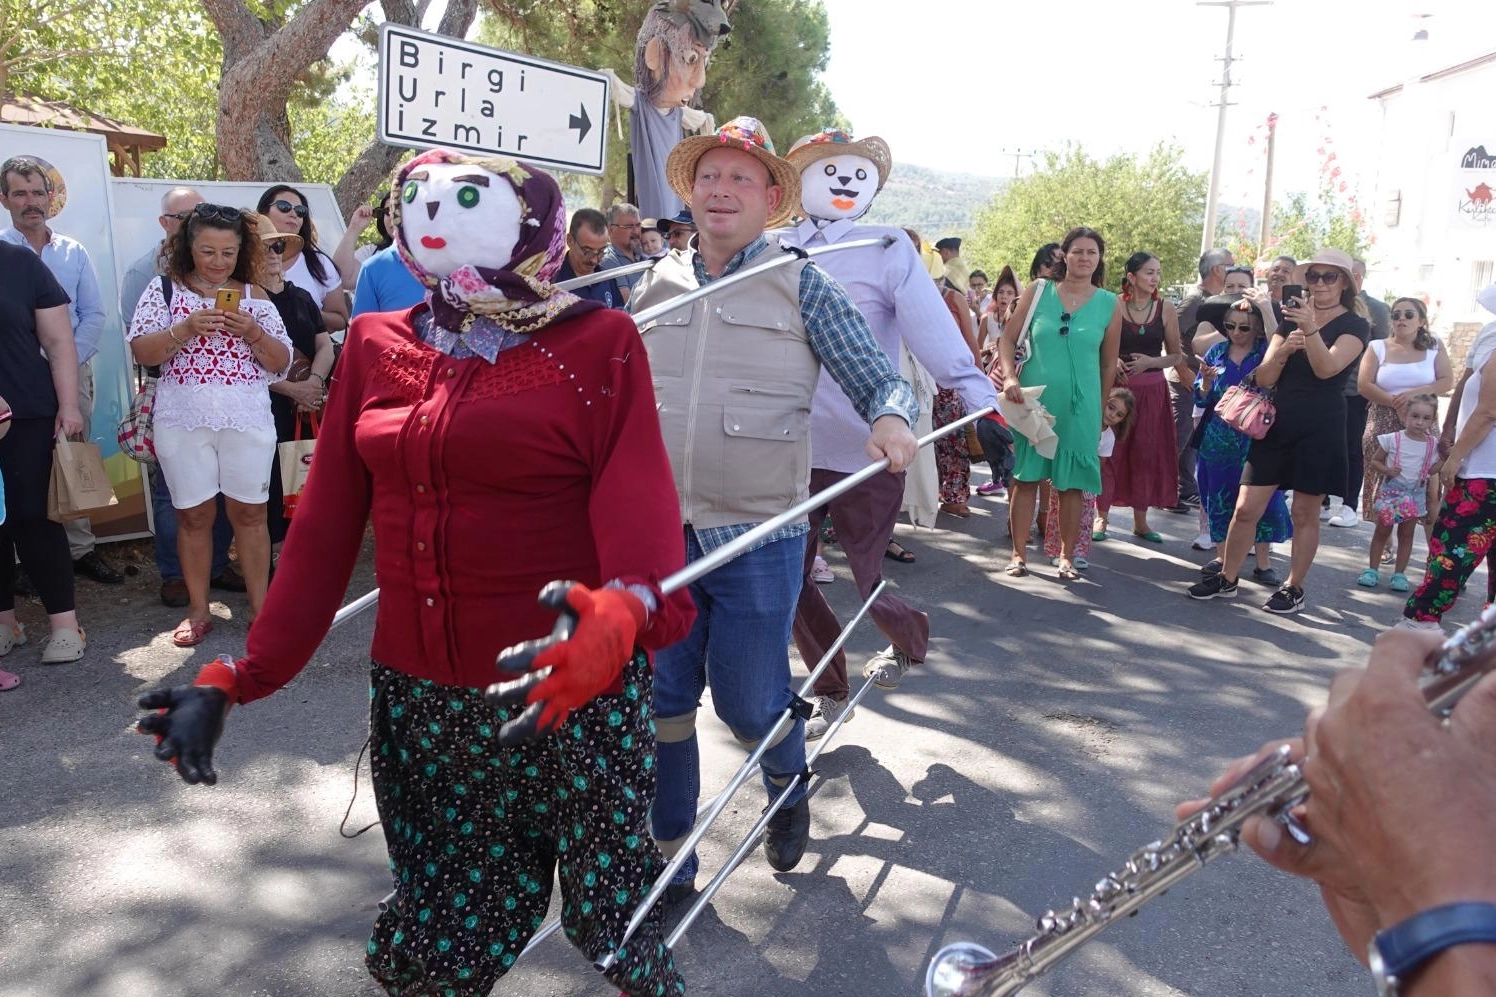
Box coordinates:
[1369,902,1496,995]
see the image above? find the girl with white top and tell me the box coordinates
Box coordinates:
[1360,393,1440,591]
[1357,297,1452,515]
[128,205,292,647]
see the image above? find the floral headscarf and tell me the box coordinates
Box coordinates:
[390,148,599,336]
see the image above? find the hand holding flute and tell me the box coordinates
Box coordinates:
[1177,628,1496,995]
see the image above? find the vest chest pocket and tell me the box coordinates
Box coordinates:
[639,310,692,377]
[722,405,806,442]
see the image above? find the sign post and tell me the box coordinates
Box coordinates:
[377,24,610,175]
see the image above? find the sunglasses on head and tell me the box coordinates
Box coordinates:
[192,203,243,223]
[1391,308,1420,321]
[1304,269,1341,285]
[271,198,308,217]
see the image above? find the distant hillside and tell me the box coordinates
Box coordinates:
[859,162,1008,241]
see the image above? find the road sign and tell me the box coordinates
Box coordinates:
[377,24,610,175]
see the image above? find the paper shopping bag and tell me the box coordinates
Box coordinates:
[48,432,120,523]
[278,414,318,518]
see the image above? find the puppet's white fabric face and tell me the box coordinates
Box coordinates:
[799,153,879,223]
[399,162,522,277]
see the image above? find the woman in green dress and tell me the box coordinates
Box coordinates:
[996,226,1121,579]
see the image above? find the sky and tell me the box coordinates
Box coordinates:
[815,0,1492,208]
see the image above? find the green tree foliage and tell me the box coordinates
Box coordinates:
[699,0,845,151]
[860,163,1007,241]
[1219,186,1372,267]
[4,0,223,177]
[965,145,1208,288]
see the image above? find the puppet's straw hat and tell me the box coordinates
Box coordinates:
[665,116,800,228]
[786,129,893,191]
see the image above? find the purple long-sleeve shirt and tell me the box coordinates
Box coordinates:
[780,218,998,473]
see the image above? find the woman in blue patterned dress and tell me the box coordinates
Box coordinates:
[1192,293,1291,584]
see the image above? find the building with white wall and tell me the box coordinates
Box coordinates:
[1368,47,1496,366]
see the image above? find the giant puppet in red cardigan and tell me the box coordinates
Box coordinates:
[135,148,693,997]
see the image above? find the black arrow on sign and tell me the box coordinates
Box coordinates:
[569,104,592,144]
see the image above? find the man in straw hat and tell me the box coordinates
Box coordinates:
[630,115,918,899]
[781,127,998,736]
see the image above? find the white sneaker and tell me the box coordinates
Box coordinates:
[1320,500,1340,522]
[1191,531,1213,551]
[0,623,26,657]
[805,694,853,741]
[810,555,835,585]
[39,627,86,664]
[1393,618,1444,633]
[1328,507,1361,528]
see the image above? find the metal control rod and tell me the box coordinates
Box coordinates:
[629,235,895,326]
[553,257,656,291]
[594,579,887,972]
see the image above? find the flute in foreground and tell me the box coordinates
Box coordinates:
[926,604,1496,997]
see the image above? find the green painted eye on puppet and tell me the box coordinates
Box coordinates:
[402,181,419,204]
[457,185,481,209]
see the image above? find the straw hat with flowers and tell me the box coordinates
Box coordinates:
[664,116,801,228]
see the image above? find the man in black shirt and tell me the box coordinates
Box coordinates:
[556,208,625,309]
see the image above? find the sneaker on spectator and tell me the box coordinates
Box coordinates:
[1263,584,1305,614]
[1191,531,1213,551]
[1252,567,1282,587]
[1188,573,1237,600]
[39,627,86,664]
[976,481,1004,497]
[1328,506,1361,528]
[1394,617,1444,633]
[805,694,854,741]
[810,556,835,585]
[0,623,26,656]
[73,551,123,584]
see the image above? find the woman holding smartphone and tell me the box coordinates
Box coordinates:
[127,205,292,646]
[1189,248,1368,613]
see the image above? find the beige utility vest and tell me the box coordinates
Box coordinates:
[632,239,820,529]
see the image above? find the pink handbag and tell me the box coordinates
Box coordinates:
[1216,377,1276,439]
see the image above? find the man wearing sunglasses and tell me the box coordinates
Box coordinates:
[0,156,123,587]
[556,208,624,309]
[119,186,243,606]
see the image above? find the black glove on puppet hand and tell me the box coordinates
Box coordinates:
[486,580,645,746]
[136,656,238,785]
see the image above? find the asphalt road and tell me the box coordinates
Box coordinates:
[0,488,1459,997]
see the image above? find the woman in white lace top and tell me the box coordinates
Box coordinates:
[127,204,291,648]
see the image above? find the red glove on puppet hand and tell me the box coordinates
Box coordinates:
[485,581,646,745]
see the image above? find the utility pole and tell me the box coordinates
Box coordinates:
[1259,111,1278,250]
[1198,0,1270,256]
[998,148,1038,179]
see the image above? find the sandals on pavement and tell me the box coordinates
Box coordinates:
[1004,559,1029,577]
[1056,562,1081,581]
[885,541,916,563]
[0,668,19,691]
[1132,530,1164,544]
[172,618,214,648]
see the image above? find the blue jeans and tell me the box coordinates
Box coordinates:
[150,465,232,581]
[651,531,809,877]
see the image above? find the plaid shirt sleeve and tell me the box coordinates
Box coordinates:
[797,264,918,427]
